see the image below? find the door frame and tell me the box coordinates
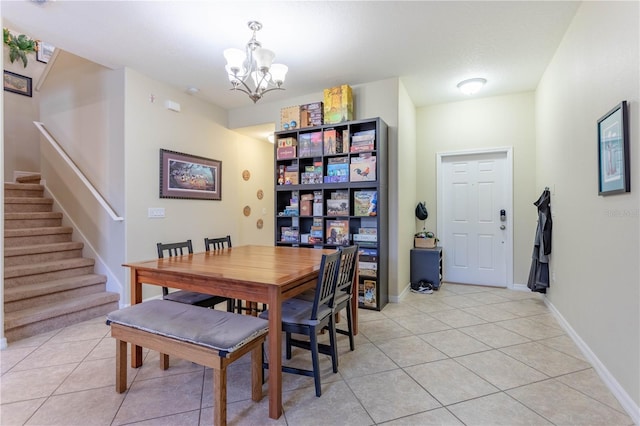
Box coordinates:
[436,146,514,288]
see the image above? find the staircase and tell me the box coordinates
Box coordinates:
[4,176,120,342]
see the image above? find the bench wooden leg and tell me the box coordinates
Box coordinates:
[116,339,127,393]
[160,353,169,370]
[213,367,227,426]
[251,344,263,402]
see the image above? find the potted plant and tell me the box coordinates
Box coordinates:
[3,28,37,68]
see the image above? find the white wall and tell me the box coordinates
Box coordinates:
[2,28,47,182]
[416,92,537,286]
[536,1,639,410]
[394,81,417,298]
[38,50,126,294]
[123,68,274,304]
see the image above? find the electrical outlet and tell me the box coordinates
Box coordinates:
[148,207,165,218]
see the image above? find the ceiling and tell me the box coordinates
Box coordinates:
[3,1,580,124]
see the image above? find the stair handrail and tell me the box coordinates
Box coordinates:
[33,121,124,222]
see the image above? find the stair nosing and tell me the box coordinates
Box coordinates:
[4,274,108,301]
[4,197,53,203]
[4,292,120,329]
[5,226,74,237]
[4,183,44,189]
[4,241,84,257]
[5,212,63,220]
[4,258,96,278]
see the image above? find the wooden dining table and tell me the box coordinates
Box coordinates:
[123,244,356,420]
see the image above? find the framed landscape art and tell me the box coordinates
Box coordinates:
[597,101,629,195]
[3,70,32,97]
[159,149,222,200]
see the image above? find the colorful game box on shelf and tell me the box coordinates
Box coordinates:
[280,106,300,130]
[323,85,353,124]
[300,102,323,128]
[350,155,376,182]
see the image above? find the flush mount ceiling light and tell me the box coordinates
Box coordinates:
[457,78,487,95]
[224,21,288,103]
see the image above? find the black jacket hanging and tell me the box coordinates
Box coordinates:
[527,189,552,293]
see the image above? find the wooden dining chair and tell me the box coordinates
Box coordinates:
[203,235,236,312]
[294,245,359,362]
[260,250,342,397]
[157,239,234,311]
[203,235,232,250]
[205,235,266,315]
[330,245,359,353]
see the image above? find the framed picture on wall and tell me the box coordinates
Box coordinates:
[36,41,55,63]
[159,149,222,200]
[3,70,32,97]
[597,101,630,195]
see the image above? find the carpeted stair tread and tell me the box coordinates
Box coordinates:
[4,241,84,258]
[5,212,63,220]
[4,292,121,329]
[5,182,43,190]
[4,180,121,342]
[5,226,73,238]
[4,274,108,302]
[4,196,52,204]
[5,257,96,279]
[14,175,41,184]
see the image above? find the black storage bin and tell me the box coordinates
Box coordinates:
[410,247,442,290]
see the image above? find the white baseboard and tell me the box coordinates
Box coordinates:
[544,298,640,424]
[390,282,413,303]
[511,282,530,292]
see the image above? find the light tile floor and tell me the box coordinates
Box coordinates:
[0,283,634,425]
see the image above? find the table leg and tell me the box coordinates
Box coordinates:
[130,268,143,368]
[267,288,282,419]
[351,285,359,335]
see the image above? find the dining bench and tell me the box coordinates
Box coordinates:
[106,299,269,426]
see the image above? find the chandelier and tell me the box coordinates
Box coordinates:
[223,21,288,103]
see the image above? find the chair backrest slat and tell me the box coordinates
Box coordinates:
[156,240,194,298]
[311,251,341,320]
[204,235,232,251]
[336,245,358,296]
[157,240,193,258]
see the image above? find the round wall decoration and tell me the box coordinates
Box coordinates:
[243,205,251,216]
[242,169,251,181]
[257,189,264,200]
[256,218,264,229]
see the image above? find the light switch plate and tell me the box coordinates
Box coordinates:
[148,207,165,218]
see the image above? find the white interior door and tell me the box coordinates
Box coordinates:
[437,149,512,287]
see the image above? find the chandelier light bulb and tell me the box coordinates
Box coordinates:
[254,48,275,71]
[457,78,487,95]
[270,64,288,85]
[223,48,246,73]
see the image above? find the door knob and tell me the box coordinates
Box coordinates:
[500,225,506,230]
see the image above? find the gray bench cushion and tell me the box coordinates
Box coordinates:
[164,290,220,305]
[259,298,332,327]
[107,300,268,354]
